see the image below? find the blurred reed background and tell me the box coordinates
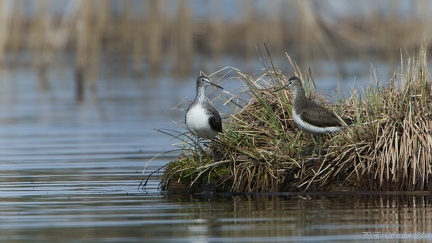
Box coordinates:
[0,0,431,99]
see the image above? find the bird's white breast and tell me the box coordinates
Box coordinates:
[186,105,218,139]
[292,108,343,134]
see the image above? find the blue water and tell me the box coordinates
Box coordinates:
[0,60,431,242]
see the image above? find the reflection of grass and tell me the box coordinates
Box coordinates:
[160,44,432,193]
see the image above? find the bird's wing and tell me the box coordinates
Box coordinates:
[206,105,223,133]
[299,103,344,128]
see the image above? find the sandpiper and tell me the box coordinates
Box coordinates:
[277,76,353,154]
[185,75,223,162]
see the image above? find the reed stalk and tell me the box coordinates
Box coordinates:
[1,1,431,74]
[0,0,13,66]
[0,0,431,104]
[145,0,162,76]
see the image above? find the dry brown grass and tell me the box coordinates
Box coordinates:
[1,1,431,70]
[326,47,432,191]
[161,44,432,193]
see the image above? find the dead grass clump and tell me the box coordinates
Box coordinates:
[322,47,432,191]
[160,45,431,193]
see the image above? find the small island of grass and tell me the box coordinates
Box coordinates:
[157,45,432,195]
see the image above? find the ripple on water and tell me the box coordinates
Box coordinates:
[1,65,432,242]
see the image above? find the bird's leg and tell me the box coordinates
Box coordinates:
[317,135,323,156]
[194,136,202,163]
[311,134,322,157]
[210,139,216,163]
[311,135,317,156]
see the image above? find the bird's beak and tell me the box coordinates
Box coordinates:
[273,85,286,92]
[210,82,223,89]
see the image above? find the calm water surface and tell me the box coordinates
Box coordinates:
[0,64,431,242]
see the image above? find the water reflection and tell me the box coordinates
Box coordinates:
[2,189,432,242]
[0,65,431,242]
[140,194,432,242]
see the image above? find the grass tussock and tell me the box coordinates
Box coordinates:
[161,45,432,193]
